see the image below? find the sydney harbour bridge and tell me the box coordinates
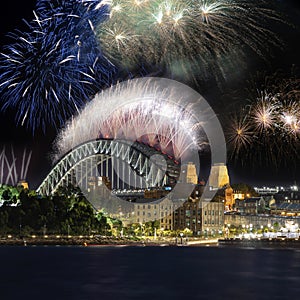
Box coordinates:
[37,139,181,196]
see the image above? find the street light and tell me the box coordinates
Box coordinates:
[180,232,183,244]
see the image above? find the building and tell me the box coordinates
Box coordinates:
[17,180,29,189]
[133,197,177,230]
[208,163,230,190]
[224,213,300,231]
[174,198,224,235]
[225,186,234,211]
[233,191,245,201]
[173,183,225,235]
[235,197,266,215]
[273,190,300,204]
[271,203,300,217]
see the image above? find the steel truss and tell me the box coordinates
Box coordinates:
[37,139,180,195]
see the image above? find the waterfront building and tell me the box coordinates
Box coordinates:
[235,197,266,215]
[173,183,225,235]
[271,203,300,217]
[224,213,300,232]
[134,197,178,230]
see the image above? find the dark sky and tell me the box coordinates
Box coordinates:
[0,0,299,189]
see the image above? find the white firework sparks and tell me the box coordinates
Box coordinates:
[96,0,282,82]
[54,78,208,162]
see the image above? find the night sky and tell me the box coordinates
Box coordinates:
[0,0,299,189]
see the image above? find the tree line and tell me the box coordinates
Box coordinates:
[0,184,121,236]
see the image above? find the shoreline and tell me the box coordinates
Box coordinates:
[0,236,219,247]
[219,237,300,248]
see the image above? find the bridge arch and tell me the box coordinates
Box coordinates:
[37,139,180,195]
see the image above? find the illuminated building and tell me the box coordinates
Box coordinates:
[225,186,234,211]
[208,163,230,189]
[17,180,29,189]
[134,197,176,230]
[173,183,225,235]
[181,162,198,184]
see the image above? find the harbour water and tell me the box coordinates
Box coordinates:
[1,245,299,299]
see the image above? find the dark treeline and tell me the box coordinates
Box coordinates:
[0,185,120,236]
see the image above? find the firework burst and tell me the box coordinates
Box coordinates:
[0,0,115,132]
[97,0,283,84]
[226,112,254,160]
[227,71,300,166]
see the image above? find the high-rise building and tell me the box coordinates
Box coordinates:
[208,163,230,189]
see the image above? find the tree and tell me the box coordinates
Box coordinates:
[231,183,258,197]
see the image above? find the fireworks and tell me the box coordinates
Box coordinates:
[53,77,228,166]
[226,72,300,166]
[0,146,32,186]
[96,0,282,84]
[226,112,254,160]
[0,0,115,132]
[54,78,207,162]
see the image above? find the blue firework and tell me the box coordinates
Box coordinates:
[0,0,115,132]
